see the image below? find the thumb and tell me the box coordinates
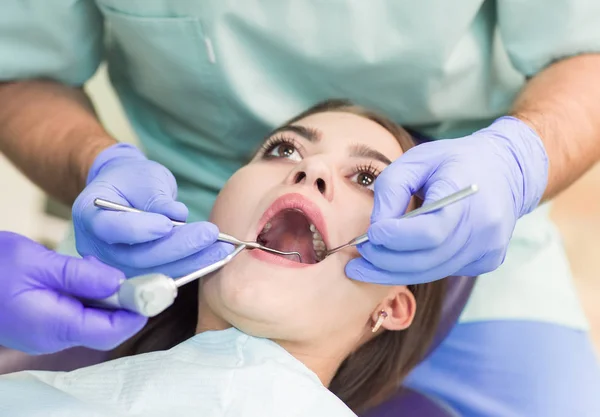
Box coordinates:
[40,253,124,299]
[372,145,437,222]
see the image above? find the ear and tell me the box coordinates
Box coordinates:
[372,287,416,332]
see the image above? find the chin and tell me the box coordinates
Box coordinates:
[203,253,298,324]
[201,251,336,336]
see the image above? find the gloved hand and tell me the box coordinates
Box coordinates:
[0,232,147,354]
[73,143,232,278]
[346,116,549,285]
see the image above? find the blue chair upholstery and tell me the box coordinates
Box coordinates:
[362,387,460,417]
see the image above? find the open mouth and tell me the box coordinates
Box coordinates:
[257,208,328,264]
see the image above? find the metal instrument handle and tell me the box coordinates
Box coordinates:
[93,198,186,226]
[327,184,479,254]
[352,184,479,246]
[174,245,246,288]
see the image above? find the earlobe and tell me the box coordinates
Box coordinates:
[372,288,416,332]
[371,310,388,333]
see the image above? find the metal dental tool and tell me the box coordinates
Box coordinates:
[93,198,302,261]
[82,245,247,317]
[326,184,479,257]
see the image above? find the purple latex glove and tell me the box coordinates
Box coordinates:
[0,232,147,355]
[73,143,232,278]
[346,116,549,285]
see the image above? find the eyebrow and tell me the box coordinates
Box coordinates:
[270,124,392,165]
[270,125,322,143]
[349,144,392,165]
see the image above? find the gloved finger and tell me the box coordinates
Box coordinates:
[38,253,124,299]
[77,309,147,351]
[419,173,473,208]
[454,246,507,277]
[86,210,174,245]
[358,223,470,273]
[101,222,222,270]
[345,257,400,285]
[140,194,188,223]
[126,165,188,222]
[118,241,235,278]
[368,203,464,251]
[346,245,474,285]
[53,296,147,351]
[371,145,438,222]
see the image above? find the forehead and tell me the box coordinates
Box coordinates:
[292,111,404,160]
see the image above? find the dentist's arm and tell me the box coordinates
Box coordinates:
[0,86,232,281]
[0,3,232,279]
[347,54,600,285]
[0,80,115,205]
[0,1,113,205]
[511,54,600,200]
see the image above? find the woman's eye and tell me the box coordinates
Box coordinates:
[267,143,302,161]
[350,172,376,190]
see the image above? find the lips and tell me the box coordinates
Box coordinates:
[256,193,330,249]
[252,193,331,265]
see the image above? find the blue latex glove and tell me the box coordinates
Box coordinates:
[0,232,146,355]
[346,116,549,285]
[73,143,232,278]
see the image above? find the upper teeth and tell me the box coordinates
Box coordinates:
[311,224,327,261]
[260,221,326,262]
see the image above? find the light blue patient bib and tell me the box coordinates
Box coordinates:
[0,328,355,417]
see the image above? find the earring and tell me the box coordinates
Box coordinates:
[371,310,388,333]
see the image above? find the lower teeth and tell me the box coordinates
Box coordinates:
[258,220,327,263]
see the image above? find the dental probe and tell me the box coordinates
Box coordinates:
[82,245,246,317]
[93,198,302,261]
[326,184,479,256]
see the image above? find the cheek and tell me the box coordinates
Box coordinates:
[335,187,374,243]
[209,168,261,234]
[329,279,387,325]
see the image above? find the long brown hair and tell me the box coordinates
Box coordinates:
[113,100,446,414]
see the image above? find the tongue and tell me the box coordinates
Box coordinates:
[257,209,316,264]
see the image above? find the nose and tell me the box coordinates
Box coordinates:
[286,159,334,201]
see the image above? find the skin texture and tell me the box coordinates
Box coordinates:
[0,81,115,205]
[511,54,600,201]
[197,112,417,385]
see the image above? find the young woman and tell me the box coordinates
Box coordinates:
[0,101,446,416]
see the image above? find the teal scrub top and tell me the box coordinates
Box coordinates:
[2,0,600,221]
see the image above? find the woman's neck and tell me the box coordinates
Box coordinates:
[196,296,352,387]
[274,339,349,387]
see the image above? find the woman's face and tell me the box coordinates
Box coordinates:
[203,111,413,345]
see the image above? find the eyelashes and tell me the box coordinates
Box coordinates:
[260,135,298,159]
[349,162,379,191]
[354,162,380,179]
[258,135,382,190]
